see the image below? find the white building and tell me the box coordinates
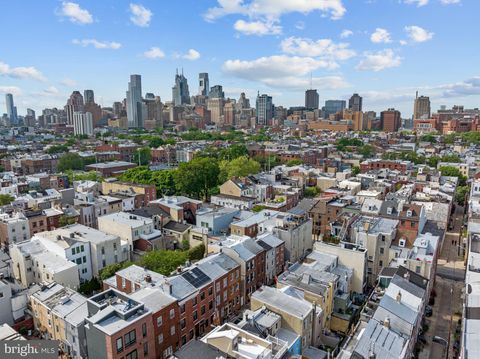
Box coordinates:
[73,111,93,136]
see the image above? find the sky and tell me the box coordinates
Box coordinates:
[1,0,479,117]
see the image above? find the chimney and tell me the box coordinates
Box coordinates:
[144,274,151,283]
[403,271,410,281]
[396,291,402,303]
[383,317,390,328]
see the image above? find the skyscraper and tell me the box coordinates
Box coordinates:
[237,93,250,109]
[5,93,17,125]
[305,89,319,109]
[84,90,95,104]
[349,93,363,112]
[381,108,401,132]
[323,100,346,118]
[209,85,225,99]
[256,93,274,126]
[413,92,431,119]
[198,73,209,96]
[126,74,143,128]
[172,69,190,106]
[73,111,93,136]
[65,91,84,125]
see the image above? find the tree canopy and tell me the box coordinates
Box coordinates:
[175,157,220,200]
[219,156,261,183]
[58,153,85,172]
[0,194,14,206]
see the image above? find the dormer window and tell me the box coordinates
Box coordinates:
[387,207,393,215]
[406,210,412,217]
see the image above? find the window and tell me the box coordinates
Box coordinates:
[71,248,76,256]
[170,325,175,335]
[180,319,186,329]
[125,349,137,359]
[80,245,84,252]
[124,329,136,348]
[169,308,175,319]
[180,304,185,314]
[76,258,82,265]
[223,278,227,287]
[102,259,106,267]
[208,287,213,296]
[379,247,384,254]
[189,330,194,339]
[192,297,197,306]
[158,334,163,344]
[416,266,421,274]
[101,247,105,255]
[209,301,213,310]
[163,347,173,358]
[193,311,198,321]
[116,337,123,353]
[181,335,187,346]
[143,343,148,356]
[379,260,383,267]
[157,316,163,327]
[83,256,86,263]
[142,323,147,337]
[201,305,205,315]
[200,292,205,300]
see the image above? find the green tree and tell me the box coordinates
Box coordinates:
[455,185,469,206]
[286,159,303,166]
[140,250,188,275]
[359,144,375,158]
[219,156,261,182]
[304,187,320,198]
[439,166,467,186]
[0,194,14,206]
[420,134,437,143]
[58,153,85,172]
[252,205,267,213]
[134,147,151,166]
[78,277,101,296]
[175,157,220,200]
[187,243,205,261]
[58,215,77,227]
[99,262,134,280]
[351,166,360,176]
[47,144,69,154]
[150,169,177,196]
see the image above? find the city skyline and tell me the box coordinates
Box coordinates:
[1,0,479,116]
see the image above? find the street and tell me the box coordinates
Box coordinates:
[425,205,466,359]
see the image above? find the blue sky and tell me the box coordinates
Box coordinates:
[1,0,479,117]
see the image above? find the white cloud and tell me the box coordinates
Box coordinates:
[356,49,402,72]
[440,0,460,4]
[340,29,353,38]
[72,39,122,49]
[204,0,346,21]
[222,55,350,89]
[143,47,165,59]
[295,21,305,30]
[0,61,46,81]
[182,49,201,61]
[43,86,60,95]
[439,77,480,97]
[404,25,434,43]
[129,3,152,27]
[280,37,355,65]
[234,19,281,36]
[0,86,22,96]
[370,28,392,43]
[402,0,429,7]
[61,78,77,87]
[58,2,93,24]
[399,40,408,46]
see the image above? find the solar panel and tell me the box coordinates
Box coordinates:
[181,267,211,288]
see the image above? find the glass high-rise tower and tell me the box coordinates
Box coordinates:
[126,74,143,128]
[172,69,190,106]
[198,73,209,96]
[5,93,17,125]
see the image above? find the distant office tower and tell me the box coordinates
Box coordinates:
[305,89,319,109]
[323,100,346,119]
[25,108,36,126]
[349,93,363,112]
[84,90,95,104]
[73,111,93,136]
[256,93,274,126]
[237,92,250,109]
[144,95,163,130]
[172,69,190,106]
[207,97,225,124]
[224,100,236,126]
[381,108,401,132]
[126,74,143,128]
[65,91,84,125]
[113,102,124,117]
[5,93,18,125]
[209,85,225,99]
[363,111,376,130]
[198,73,209,96]
[413,92,431,119]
